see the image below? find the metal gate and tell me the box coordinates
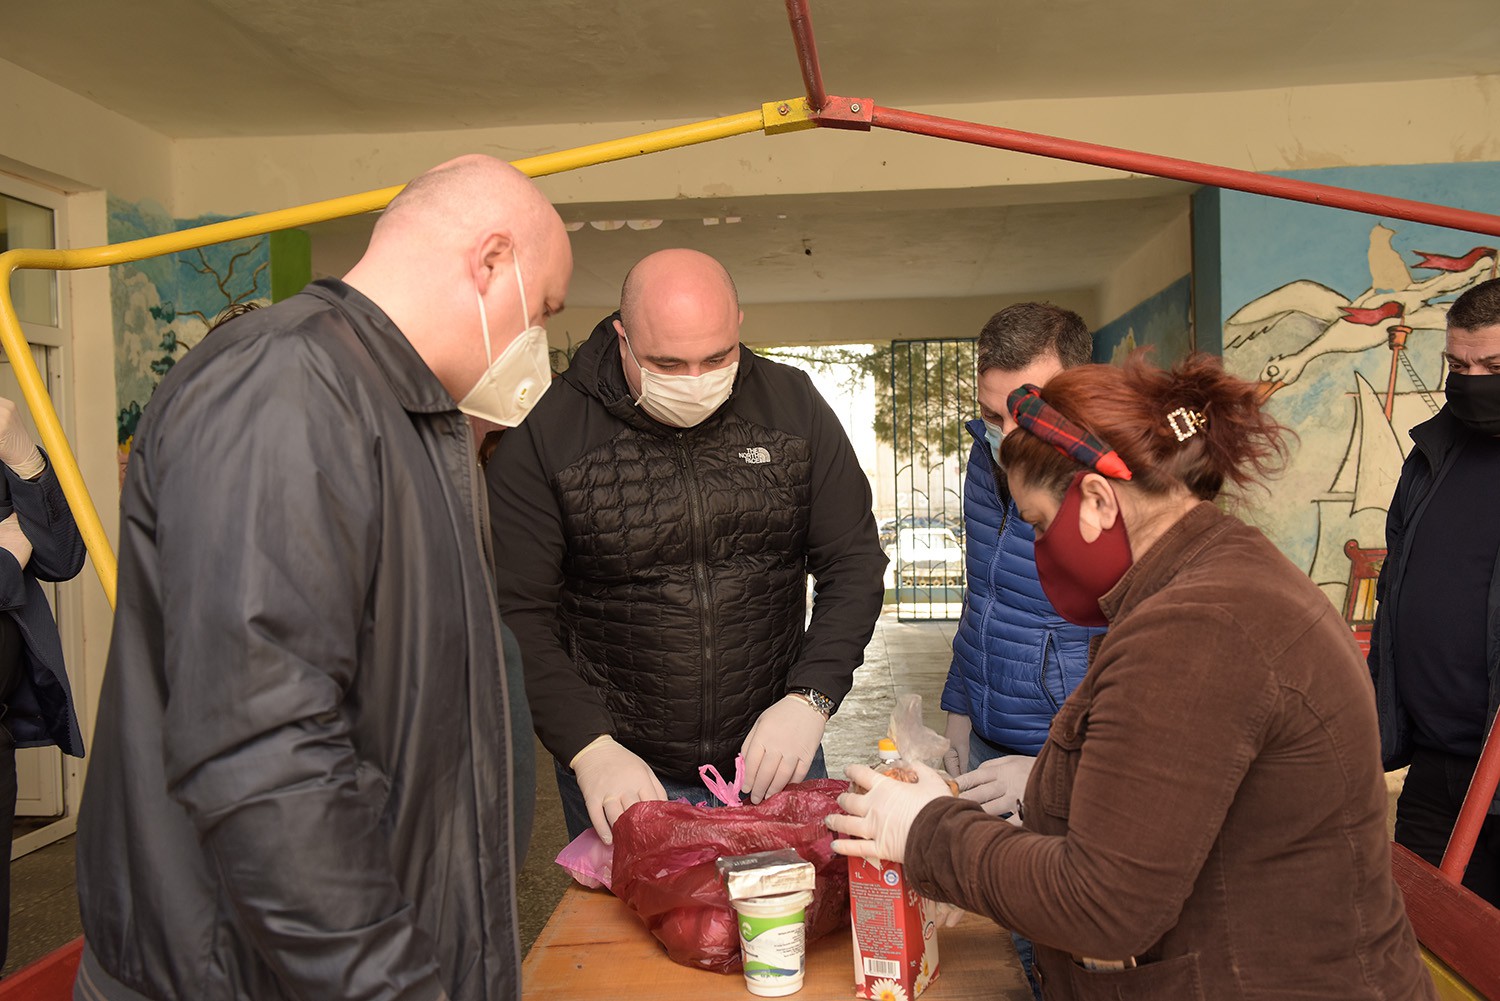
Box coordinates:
[888,339,977,621]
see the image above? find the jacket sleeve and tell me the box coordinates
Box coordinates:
[4,452,86,583]
[906,601,1276,960]
[1367,459,1411,688]
[790,375,888,707]
[488,417,614,767]
[153,344,445,1001]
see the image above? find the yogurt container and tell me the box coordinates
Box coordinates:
[731,889,814,997]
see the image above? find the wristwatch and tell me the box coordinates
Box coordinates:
[786,687,835,719]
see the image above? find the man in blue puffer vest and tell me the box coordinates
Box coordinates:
[939,302,1101,998]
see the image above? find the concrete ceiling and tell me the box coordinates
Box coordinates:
[307,184,1191,310]
[10,1,1498,311]
[6,0,1500,138]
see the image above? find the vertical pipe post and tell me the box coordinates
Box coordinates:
[783,0,829,111]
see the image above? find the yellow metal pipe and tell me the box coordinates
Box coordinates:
[0,103,782,608]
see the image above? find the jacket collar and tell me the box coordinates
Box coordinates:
[563,310,756,434]
[1408,406,1464,471]
[302,278,458,414]
[1097,501,1233,623]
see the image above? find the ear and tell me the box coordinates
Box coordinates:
[1075,472,1120,543]
[612,318,626,339]
[472,230,514,294]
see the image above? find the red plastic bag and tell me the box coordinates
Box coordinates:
[610,778,850,973]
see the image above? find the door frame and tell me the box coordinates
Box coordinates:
[1,169,85,860]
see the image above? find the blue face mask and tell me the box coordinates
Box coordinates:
[983,419,1006,465]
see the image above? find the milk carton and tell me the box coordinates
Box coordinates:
[849,856,939,999]
[849,737,941,999]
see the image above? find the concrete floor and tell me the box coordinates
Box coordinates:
[3,609,959,978]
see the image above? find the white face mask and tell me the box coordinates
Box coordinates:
[622,332,738,428]
[458,250,552,427]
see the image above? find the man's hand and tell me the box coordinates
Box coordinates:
[0,399,43,480]
[741,695,827,803]
[943,712,972,777]
[569,735,667,845]
[826,761,953,864]
[0,514,32,570]
[955,753,1034,826]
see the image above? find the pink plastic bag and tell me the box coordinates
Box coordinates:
[610,778,850,973]
[554,828,614,890]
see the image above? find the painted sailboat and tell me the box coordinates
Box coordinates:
[1307,331,1443,654]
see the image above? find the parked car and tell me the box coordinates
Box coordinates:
[888,526,964,587]
[879,514,965,549]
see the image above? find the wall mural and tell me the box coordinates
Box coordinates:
[109,197,269,478]
[1093,275,1193,366]
[1213,162,1500,650]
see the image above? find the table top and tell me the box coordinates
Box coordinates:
[522,885,1033,1000]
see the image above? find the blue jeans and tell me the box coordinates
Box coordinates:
[554,746,828,841]
[970,730,1042,1001]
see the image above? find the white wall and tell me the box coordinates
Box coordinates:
[1096,205,1192,327]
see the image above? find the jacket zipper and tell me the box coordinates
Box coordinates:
[460,419,521,982]
[1039,631,1060,712]
[676,434,718,766]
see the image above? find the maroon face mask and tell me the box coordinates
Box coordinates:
[1032,472,1133,627]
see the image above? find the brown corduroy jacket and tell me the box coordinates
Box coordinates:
[908,502,1435,1001]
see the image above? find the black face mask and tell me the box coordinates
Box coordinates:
[1445,372,1500,436]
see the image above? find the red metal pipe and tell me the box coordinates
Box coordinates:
[784,0,828,111]
[870,105,1500,239]
[1440,714,1500,882]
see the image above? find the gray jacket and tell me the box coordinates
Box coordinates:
[75,280,523,1001]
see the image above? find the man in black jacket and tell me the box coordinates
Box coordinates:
[490,249,885,844]
[75,154,571,1001]
[1370,276,1500,906]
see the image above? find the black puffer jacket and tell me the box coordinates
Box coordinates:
[489,315,885,782]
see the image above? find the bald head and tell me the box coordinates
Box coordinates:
[620,249,739,333]
[373,154,560,261]
[345,153,572,405]
[613,249,743,396]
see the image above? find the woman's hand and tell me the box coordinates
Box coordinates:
[826,761,953,864]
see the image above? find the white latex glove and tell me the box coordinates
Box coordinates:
[0,514,31,570]
[0,399,43,479]
[569,735,667,845]
[926,898,966,928]
[826,761,953,864]
[741,695,828,804]
[943,712,972,777]
[955,753,1034,826]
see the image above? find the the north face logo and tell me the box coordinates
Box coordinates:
[738,446,772,465]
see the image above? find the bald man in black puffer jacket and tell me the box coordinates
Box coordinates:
[489,249,886,845]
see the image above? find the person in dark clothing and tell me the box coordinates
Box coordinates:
[489,248,886,845]
[1369,275,1500,906]
[0,396,86,972]
[74,154,572,1001]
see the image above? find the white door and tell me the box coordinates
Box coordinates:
[0,183,73,825]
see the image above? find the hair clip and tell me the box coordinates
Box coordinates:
[1167,407,1208,442]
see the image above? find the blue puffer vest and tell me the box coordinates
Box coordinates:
[941,421,1104,754]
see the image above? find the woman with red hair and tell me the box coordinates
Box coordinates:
[829,355,1435,1000]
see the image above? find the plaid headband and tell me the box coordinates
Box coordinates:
[1007,384,1133,480]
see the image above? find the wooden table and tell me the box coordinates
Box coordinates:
[523,886,1032,1000]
